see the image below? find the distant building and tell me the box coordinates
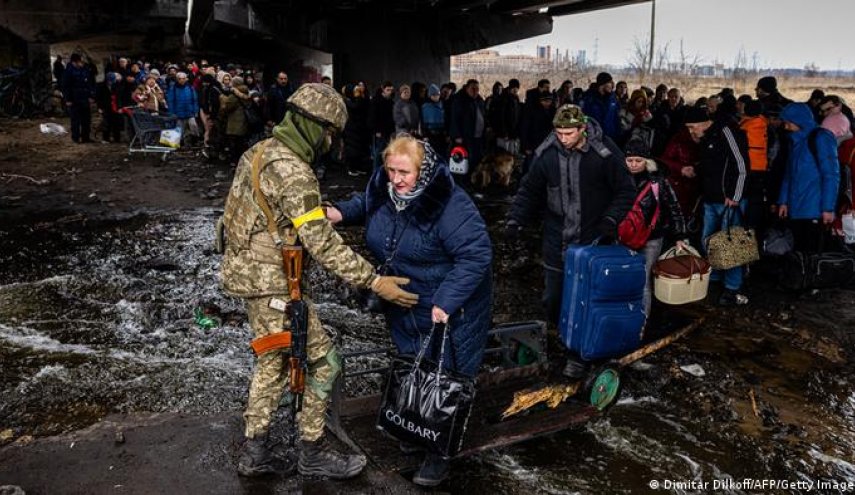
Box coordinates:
[451,49,555,73]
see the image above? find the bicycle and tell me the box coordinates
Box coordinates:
[0,68,64,118]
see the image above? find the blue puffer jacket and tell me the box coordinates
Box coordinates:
[778,103,840,219]
[166,83,199,119]
[336,156,493,376]
[580,88,621,141]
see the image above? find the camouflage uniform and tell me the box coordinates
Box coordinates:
[221,87,377,442]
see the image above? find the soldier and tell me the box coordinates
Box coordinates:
[219,83,418,478]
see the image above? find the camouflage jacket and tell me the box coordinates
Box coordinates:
[220,138,376,297]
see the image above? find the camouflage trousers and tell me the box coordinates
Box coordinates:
[243,295,339,442]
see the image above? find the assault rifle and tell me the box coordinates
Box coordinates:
[283,245,308,413]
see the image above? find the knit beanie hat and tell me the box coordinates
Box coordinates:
[756,76,778,93]
[553,104,588,128]
[508,78,520,89]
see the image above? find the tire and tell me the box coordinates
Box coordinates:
[585,365,622,412]
[2,94,25,118]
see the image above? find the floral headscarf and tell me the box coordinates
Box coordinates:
[388,140,440,211]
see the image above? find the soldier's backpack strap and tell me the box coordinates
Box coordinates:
[251,138,286,245]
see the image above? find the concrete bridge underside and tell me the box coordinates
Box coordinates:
[1,0,649,86]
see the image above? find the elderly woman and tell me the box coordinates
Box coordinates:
[326,135,492,487]
[393,84,421,137]
[133,75,167,114]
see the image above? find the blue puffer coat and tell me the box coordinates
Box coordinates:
[336,157,493,376]
[778,103,840,219]
[166,83,199,119]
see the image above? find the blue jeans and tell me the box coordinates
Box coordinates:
[702,200,747,291]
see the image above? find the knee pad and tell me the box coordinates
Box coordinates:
[306,347,341,401]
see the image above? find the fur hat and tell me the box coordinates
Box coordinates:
[553,104,587,128]
[624,137,651,158]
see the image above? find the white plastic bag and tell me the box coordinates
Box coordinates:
[843,213,855,245]
[159,127,182,149]
[39,123,67,135]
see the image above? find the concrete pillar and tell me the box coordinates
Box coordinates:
[27,42,52,102]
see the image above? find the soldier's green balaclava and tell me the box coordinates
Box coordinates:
[272,111,330,164]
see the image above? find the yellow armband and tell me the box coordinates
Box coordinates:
[291,207,326,230]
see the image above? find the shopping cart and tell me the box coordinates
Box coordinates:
[127,108,178,159]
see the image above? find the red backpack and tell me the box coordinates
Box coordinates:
[618,182,660,250]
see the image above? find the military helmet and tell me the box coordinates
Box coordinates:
[286,83,348,132]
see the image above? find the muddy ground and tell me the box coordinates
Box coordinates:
[1,116,855,494]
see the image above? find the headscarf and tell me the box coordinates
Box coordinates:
[387,141,440,211]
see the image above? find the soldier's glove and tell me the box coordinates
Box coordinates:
[371,276,418,308]
[596,217,617,244]
[505,219,523,241]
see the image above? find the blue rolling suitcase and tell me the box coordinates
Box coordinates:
[558,244,647,361]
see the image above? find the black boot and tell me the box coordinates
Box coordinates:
[298,435,366,479]
[237,435,278,477]
[562,353,589,380]
[412,453,450,487]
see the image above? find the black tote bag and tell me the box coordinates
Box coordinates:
[376,322,476,459]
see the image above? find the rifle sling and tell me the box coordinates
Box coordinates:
[251,138,299,246]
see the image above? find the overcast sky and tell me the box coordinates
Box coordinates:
[492,0,855,70]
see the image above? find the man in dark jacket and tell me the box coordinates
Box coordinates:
[368,81,396,169]
[519,93,556,173]
[524,79,551,110]
[493,78,522,153]
[62,53,96,143]
[52,56,65,84]
[579,72,621,141]
[265,72,293,127]
[684,106,751,306]
[755,76,792,110]
[450,79,487,182]
[507,105,635,376]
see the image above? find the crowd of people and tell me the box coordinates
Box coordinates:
[53,53,855,486]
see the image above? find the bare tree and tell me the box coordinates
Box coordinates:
[628,35,652,84]
[804,63,820,78]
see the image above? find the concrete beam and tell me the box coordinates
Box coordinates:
[0,0,186,43]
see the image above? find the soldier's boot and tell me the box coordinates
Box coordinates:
[298,435,366,479]
[237,435,278,477]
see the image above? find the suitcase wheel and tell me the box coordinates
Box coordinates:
[586,366,622,411]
